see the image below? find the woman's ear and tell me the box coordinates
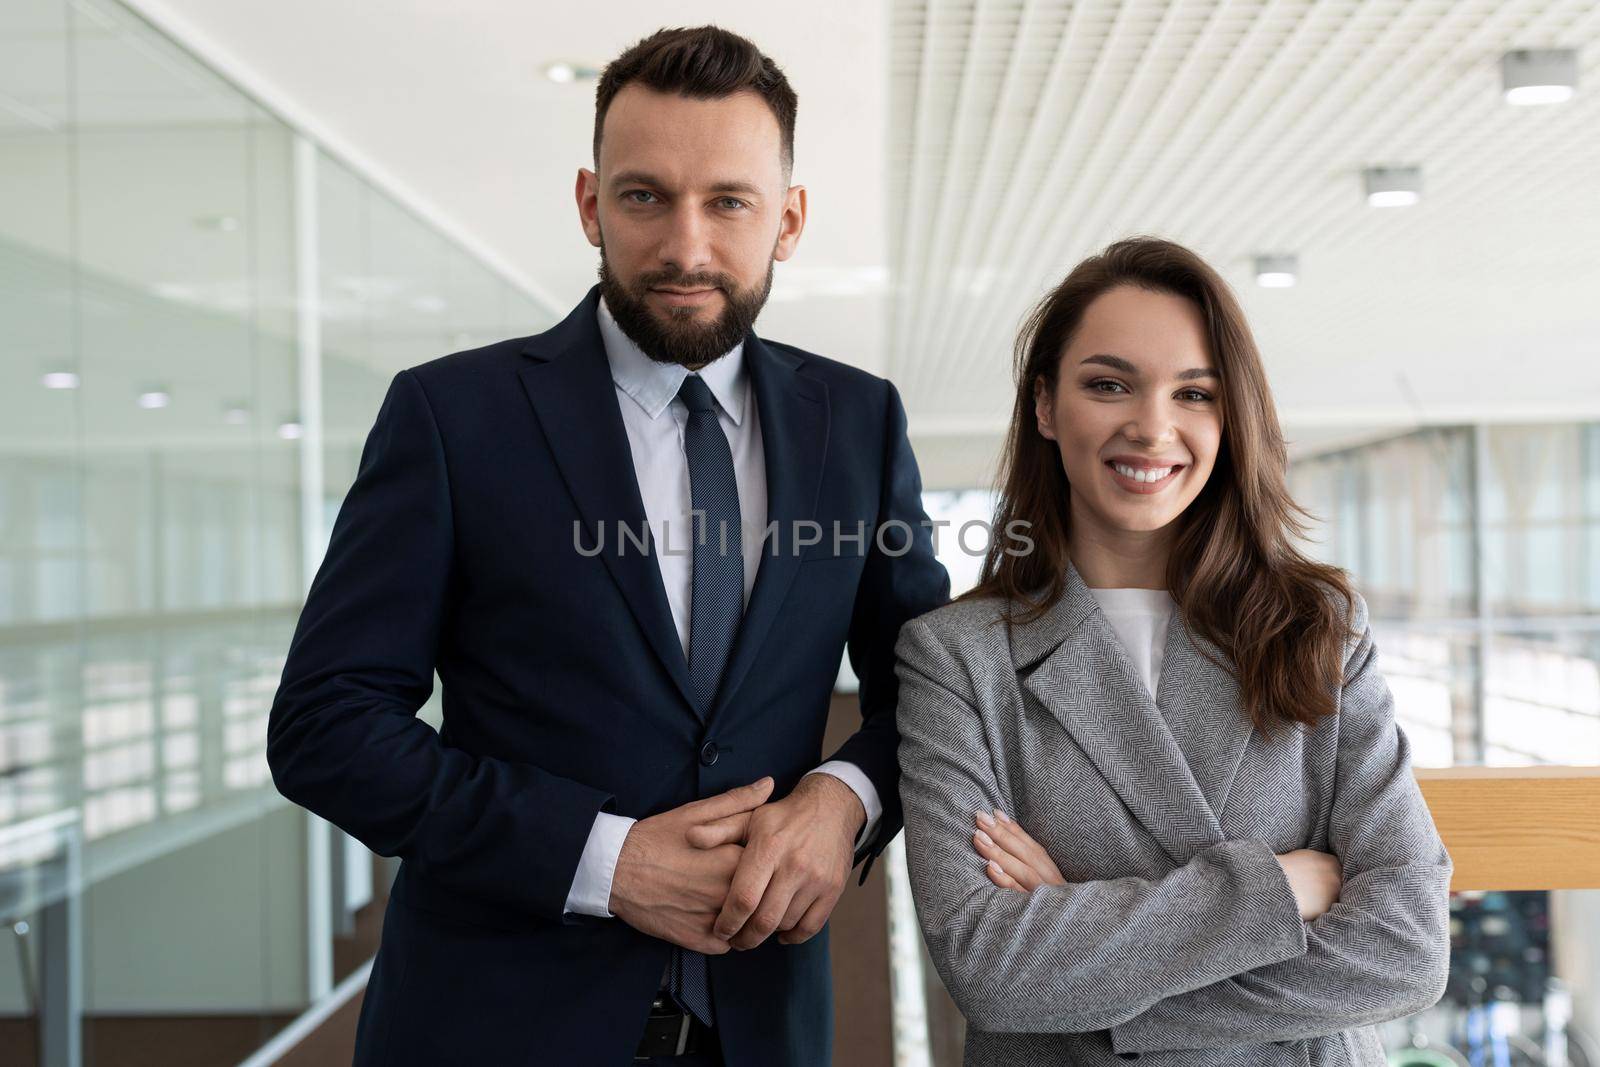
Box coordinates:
[1033,375,1058,441]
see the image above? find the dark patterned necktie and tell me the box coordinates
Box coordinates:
[668,373,743,1028]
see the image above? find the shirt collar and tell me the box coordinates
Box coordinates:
[597,296,747,424]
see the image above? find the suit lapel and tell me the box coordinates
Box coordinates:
[1156,613,1256,824]
[707,334,828,725]
[1015,563,1225,864]
[517,288,696,715]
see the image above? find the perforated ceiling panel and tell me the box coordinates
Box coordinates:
[888,0,1600,447]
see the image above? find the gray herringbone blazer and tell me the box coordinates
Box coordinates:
[894,562,1452,1066]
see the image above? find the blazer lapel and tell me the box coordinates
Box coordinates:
[517,288,696,715]
[1156,613,1256,824]
[707,333,828,725]
[1014,563,1224,864]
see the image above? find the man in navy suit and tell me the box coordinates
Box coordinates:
[267,24,949,1067]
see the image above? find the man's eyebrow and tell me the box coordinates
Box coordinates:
[608,171,764,198]
[1079,353,1218,381]
[708,180,764,198]
[609,170,665,189]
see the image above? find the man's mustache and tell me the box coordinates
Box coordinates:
[634,269,736,292]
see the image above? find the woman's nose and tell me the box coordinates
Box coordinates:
[1123,399,1176,445]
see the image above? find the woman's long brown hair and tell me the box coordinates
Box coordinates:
[966,237,1355,736]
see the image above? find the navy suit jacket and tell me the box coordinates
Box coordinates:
[267,287,951,1066]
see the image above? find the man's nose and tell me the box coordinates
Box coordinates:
[656,205,713,276]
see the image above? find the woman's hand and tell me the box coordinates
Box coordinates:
[1274,849,1343,920]
[971,809,1066,892]
[970,808,1344,918]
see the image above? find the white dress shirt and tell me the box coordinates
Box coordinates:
[562,298,883,918]
[1086,586,1176,699]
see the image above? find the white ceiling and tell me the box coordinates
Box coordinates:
[20,0,1600,487]
[117,0,896,368]
[887,0,1600,448]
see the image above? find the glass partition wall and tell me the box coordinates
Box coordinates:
[0,1,554,1063]
[1290,423,1600,770]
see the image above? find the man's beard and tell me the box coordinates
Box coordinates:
[598,242,775,369]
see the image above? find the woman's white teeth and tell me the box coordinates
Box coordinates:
[1112,462,1174,482]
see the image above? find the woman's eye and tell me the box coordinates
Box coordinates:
[1178,389,1214,402]
[1087,379,1127,394]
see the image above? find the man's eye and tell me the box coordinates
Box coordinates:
[718,198,746,210]
[626,190,657,204]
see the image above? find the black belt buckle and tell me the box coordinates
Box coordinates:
[634,994,696,1060]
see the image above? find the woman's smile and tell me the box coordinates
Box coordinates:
[1104,457,1187,495]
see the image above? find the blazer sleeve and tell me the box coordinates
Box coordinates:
[1107,594,1453,1055]
[827,379,951,882]
[896,614,1309,1034]
[267,369,615,924]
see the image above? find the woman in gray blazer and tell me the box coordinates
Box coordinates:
[895,237,1452,1066]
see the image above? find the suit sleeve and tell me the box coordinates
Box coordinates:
[825,379,951,882]
[1106,595,1453,1054]
[267,369,615,923]
[896,616,1310,1033]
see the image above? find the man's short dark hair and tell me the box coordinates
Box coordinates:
[594,26,798,175]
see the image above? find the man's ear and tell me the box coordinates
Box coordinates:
[575,168,602,248]
[773,184,807,263]
[1034,375,1058,441]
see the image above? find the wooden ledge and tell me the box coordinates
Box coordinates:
[1414,766,1600,890]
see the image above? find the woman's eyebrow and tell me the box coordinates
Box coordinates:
[1080,353,1218,381]
[1080,353,1138,374]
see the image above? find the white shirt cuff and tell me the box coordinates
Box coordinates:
[806,761,882,852]
[563,810,636,918]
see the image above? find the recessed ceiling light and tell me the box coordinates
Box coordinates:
[138,387,170,409]
[42,371,80,389]
[277,420,304,441]
[224,403,250,425]
[1364,166,1423,207]
[1254,254,1298,288]
[1502,48,1578,105]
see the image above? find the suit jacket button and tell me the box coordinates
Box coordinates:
[699,741,719,766]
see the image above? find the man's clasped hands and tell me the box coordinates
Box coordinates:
[607,774,867,955]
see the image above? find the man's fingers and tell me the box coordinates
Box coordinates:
[777,894,834,945]
[776,885,813,933]
[685,777,775,823]
[690,933,734,955]
[731,873,803,950]
[686,812,751,849]
[715,851,776,940]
